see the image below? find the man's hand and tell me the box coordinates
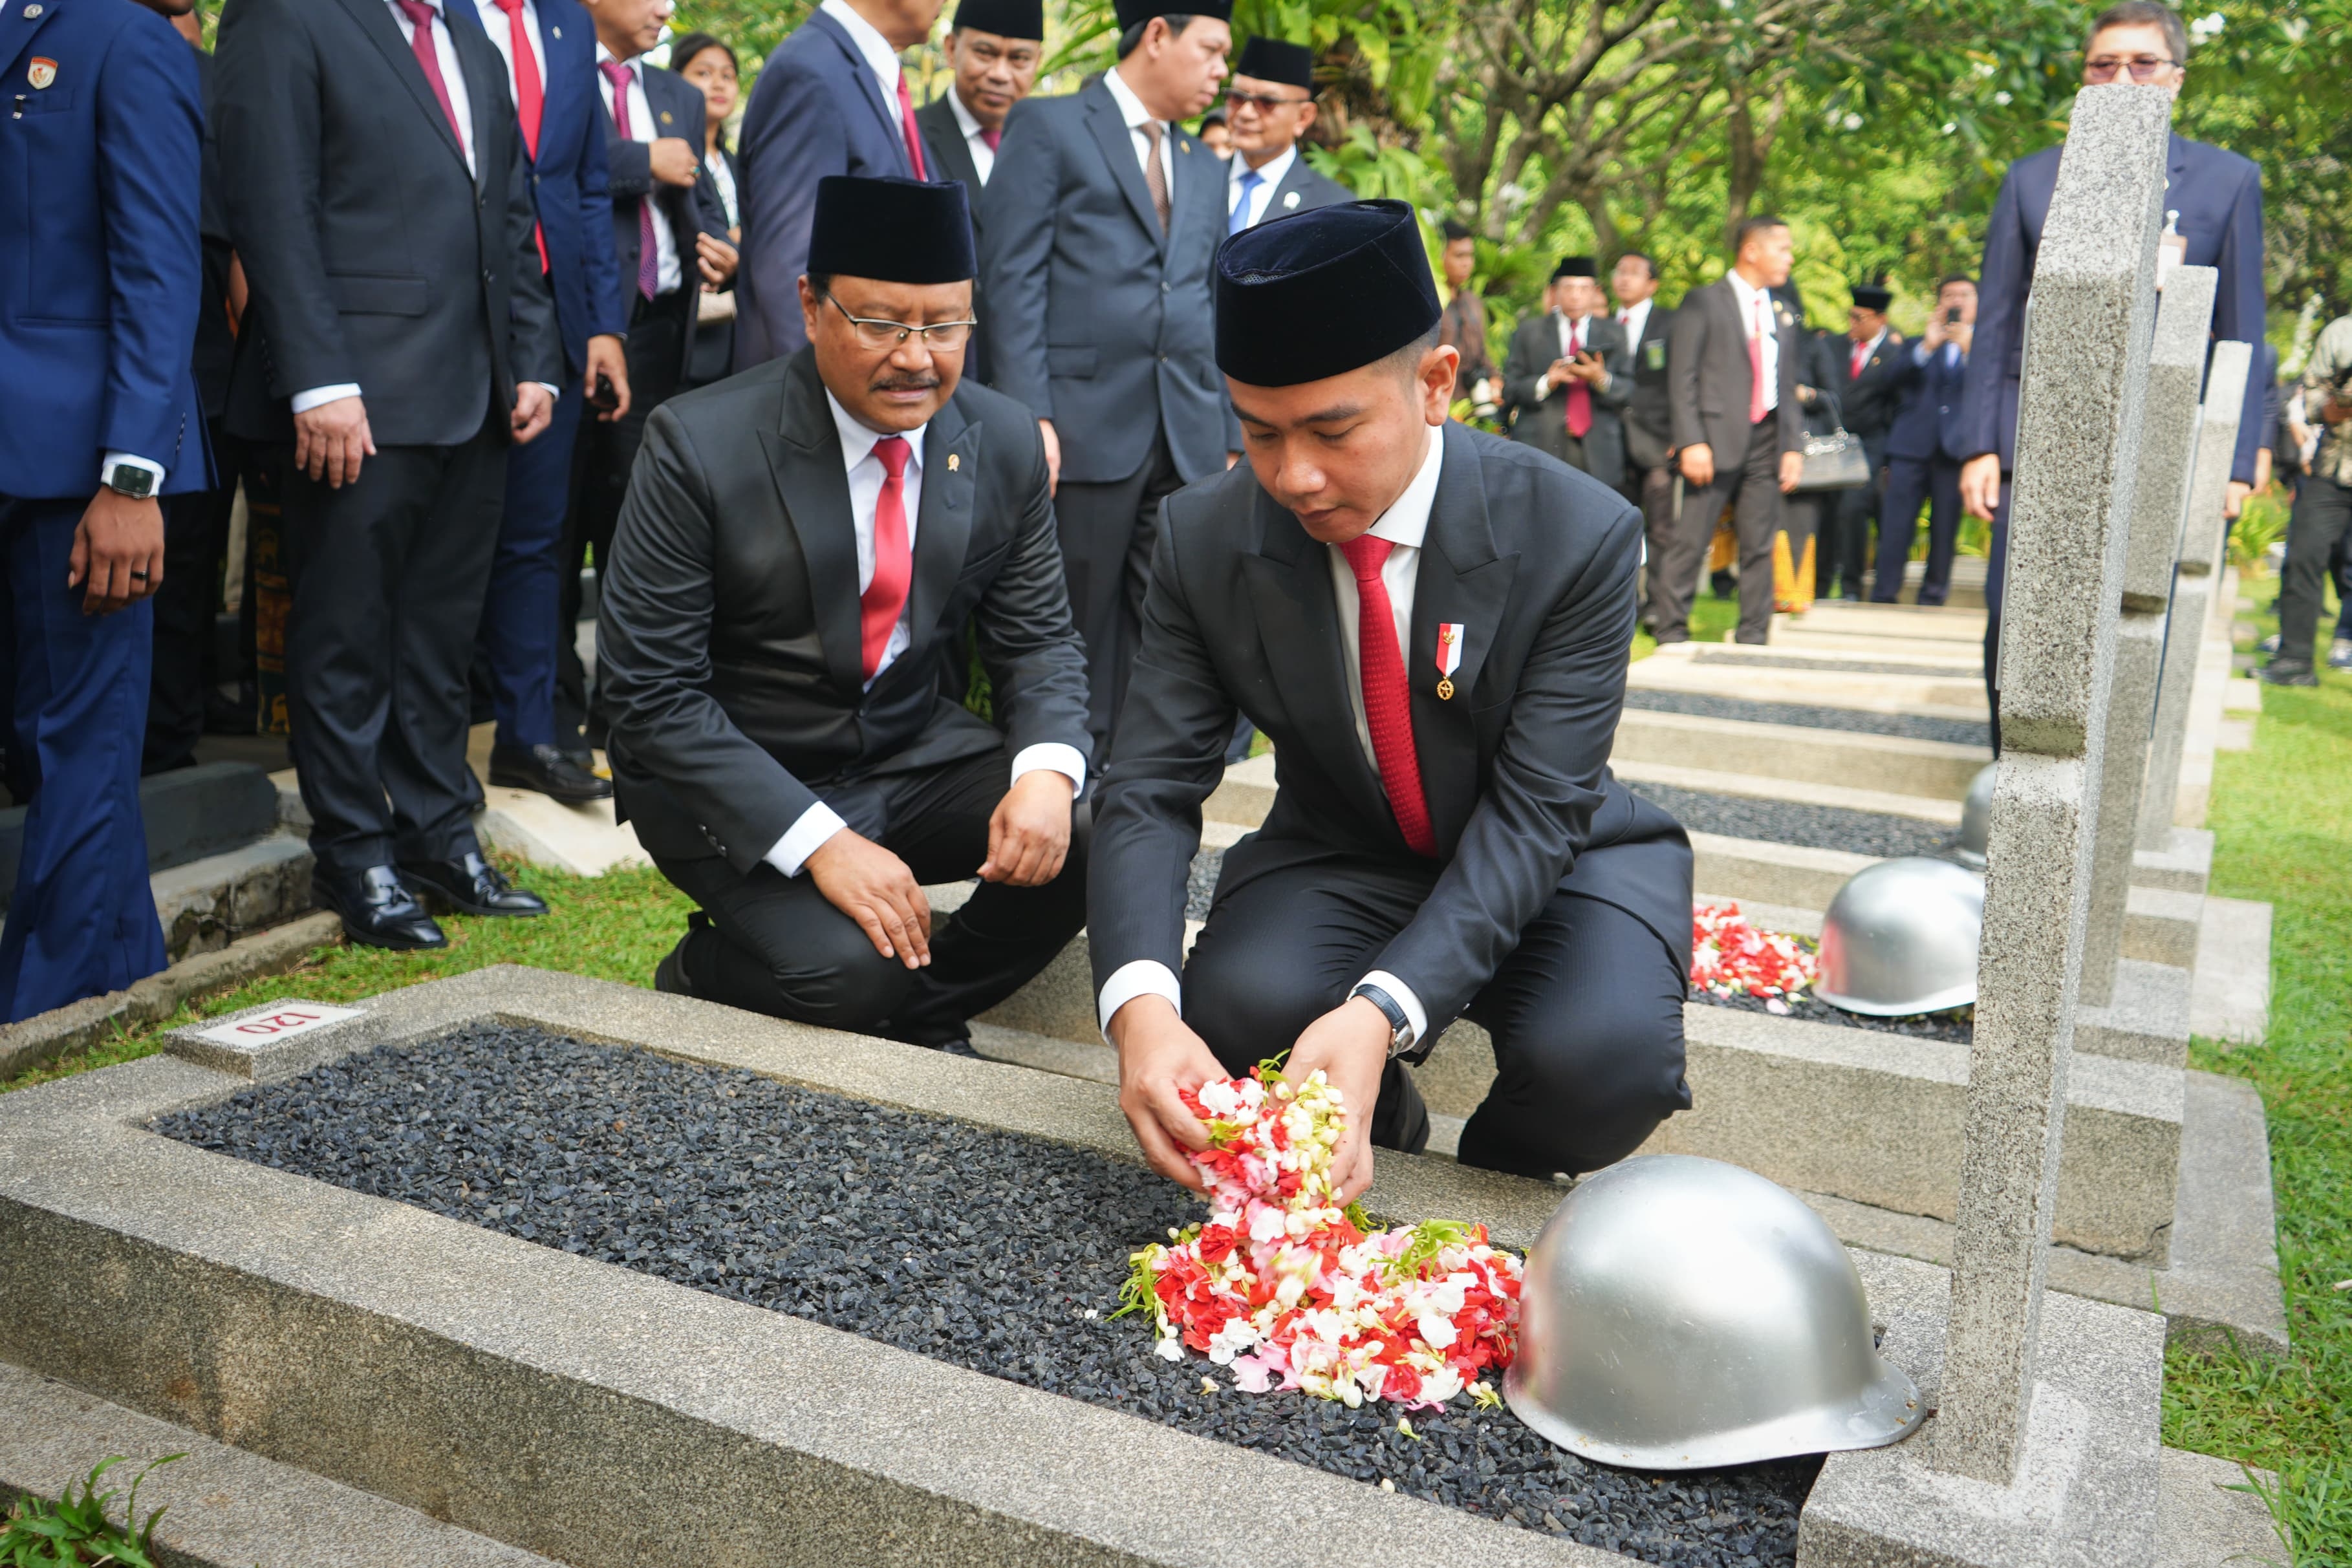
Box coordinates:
[1109,994,1225,1192]
[2254,447,2274,495]
[979,769,1074,887]
[1778,448,1805,494]
[1285,996,1392,1205]
[294,394,374,488]
[584,333,631,422]
[696,231,738,288]
[1950,322,1974,357]
[1959,453,2002,521]
[1546,357,1576,388]
[2224,479,2250,521]
[649,136,700,188]
[511,381,555,445]
[1679,442,1715,488]
[1922,314,1948,353]
[1038,418,1061,495]
[805,829,932,969]
[68,488,165,616]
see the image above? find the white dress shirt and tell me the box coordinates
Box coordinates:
[820,0,915,166]
[1615,296,1652,348]
[1722,269,1780,416]
[944,87,995,184]
[1102,63,1175,211]
[294,0,479,418]
[762,392,1087,878]
[708,149,740,228]
[597,46,682,297]
[471,0,544,97]
[1226,142,1295,228]
[1095,424,1445,1047]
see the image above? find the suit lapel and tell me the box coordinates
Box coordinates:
[1242,497,1392,830]
[1084,80,1166,258]
[903,395,977,660]
[337,0,472,175]
[763,357,868,696]
[813,10,905,168]
[1,0,60,85]
[1408,425,1516,853]
[449,6,504,191]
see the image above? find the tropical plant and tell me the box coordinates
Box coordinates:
[0,1455,184,1568]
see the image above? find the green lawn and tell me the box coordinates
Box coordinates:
[3,572,2343,1562]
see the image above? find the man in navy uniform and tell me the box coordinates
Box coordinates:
[0,0,206,1018]
[1092,200,1692,1197]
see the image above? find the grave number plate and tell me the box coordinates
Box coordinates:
[195,1004,364,1047]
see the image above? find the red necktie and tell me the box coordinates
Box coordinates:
[600,59,658,300]
[980,125,1002,153]
[1748,293,1769,424]
[861,436,914,680]
[490,0,548,274]
[896,70,928,179]
[1337,535,1434,857]
[1850,339,1867,380]
[1564,319,1592,439]
[392,0,465,151]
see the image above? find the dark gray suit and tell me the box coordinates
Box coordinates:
[1501,312,1633,489]
[598,350,1094,1045]
[1615,301,1678,618]
[980,75,1230,747]
[1657,277,1802,643]
[914,91,995,385]
[1090,424,1694,1177]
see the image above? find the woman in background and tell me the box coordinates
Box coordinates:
[671,32,742,389]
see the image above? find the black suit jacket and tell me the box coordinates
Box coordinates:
[914,92,996,386]
[214,0,560,447]
[1619,302,1678,471]
[1502,312,1634,488]
[1666,277,1802,466]
[1832,328,1908,446]
[598,350,1093,874]
[601,60,731,379]
[1089,423,1692,1039]
[190,47,235,423]
[1236,149,1352,222]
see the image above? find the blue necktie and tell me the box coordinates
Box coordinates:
[1229,169,1262,236]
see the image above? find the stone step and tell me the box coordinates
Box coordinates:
[1629,640,1990,718]
[1610,758,1965,824]
[1706,634,1985,675]
[1762,626,1995,663]
[1778,601,1989,643]
[150,832,316,964]
[1611,707,1987,802]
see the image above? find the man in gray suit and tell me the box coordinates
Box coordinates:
[1502,257,1633,488]
[980,0,1234,750]
[1657,215,1804,645]
[1219,36,1349,232]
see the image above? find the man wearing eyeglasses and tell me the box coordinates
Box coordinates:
[598,176,1092,1056]
[1220,37,1348,233]
[1954,0,2263,745]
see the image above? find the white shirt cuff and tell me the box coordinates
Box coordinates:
[1357,969,1429,1049]
[291,383,363,414]
[534,382,564,400]
[1099,959,1182,1042]
[1011,742,1086,796]
[99,452,166,491]
[763,802,849,878]
[1533,372,1553,403]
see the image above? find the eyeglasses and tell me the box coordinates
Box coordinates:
[2082,53,2181,81]
[821,292,977,352]
[1224,89,1311,112]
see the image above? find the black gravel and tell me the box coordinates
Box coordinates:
[155,1026,1816,1567]
[1623,689,1992,751]
[1623,780,1953,861]
[1696,985,1973,1043]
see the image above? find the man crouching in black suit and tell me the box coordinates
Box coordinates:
[598,176,1092,1056]
[1093,200,1694,1201]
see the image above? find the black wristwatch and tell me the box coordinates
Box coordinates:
[1350,982,1416,1059]
[102,462,156,501]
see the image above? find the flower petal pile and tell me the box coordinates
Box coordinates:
[1119,1066,1522,1410]
[1690,901,1820,1013]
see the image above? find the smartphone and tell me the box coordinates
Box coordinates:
[588,372,620,414]
[1944,306,1963,325]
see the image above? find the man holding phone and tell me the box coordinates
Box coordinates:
[1872,275,1975,606]
[1502,257,1633,489]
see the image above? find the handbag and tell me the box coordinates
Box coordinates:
[1793,424,1872,492]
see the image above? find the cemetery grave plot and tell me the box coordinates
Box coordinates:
[1621,689,1992,751]
[155,1022,1819,1568]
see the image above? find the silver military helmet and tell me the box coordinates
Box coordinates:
[1813,855,1985,1016]
[1504,1155,1924,1470]
[1952,763,1997,868]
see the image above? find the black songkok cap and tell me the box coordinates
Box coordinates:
[1115,0,1233,31]
[1551,255,1597,281]
[1214,199,1441,387]
[806,175,976,285]
[952,0,1044,39]
[1850,284,1894,312]
[1235,36,1314,89]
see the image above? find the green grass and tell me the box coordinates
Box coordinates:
[2158,573,2352,1566]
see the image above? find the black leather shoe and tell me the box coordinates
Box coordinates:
[489,742,612,804]
[2260,659,2318,687]
[314,865,447,951]
[398,852,550,917]
[932,1037,981,1058]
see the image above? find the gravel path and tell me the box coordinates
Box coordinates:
[156,1026,1816,1567]
[1697,987,1972,1043]
[1621,689,1992,750]
[1622,780,1953,861]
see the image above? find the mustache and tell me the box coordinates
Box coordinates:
[870,372,944,394]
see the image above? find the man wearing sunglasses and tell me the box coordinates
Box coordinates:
[598,176,1092,1056]
[1954,0,2263,743]
[1220,37,1349,234]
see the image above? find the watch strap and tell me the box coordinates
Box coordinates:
[1350,982,1414,1058]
